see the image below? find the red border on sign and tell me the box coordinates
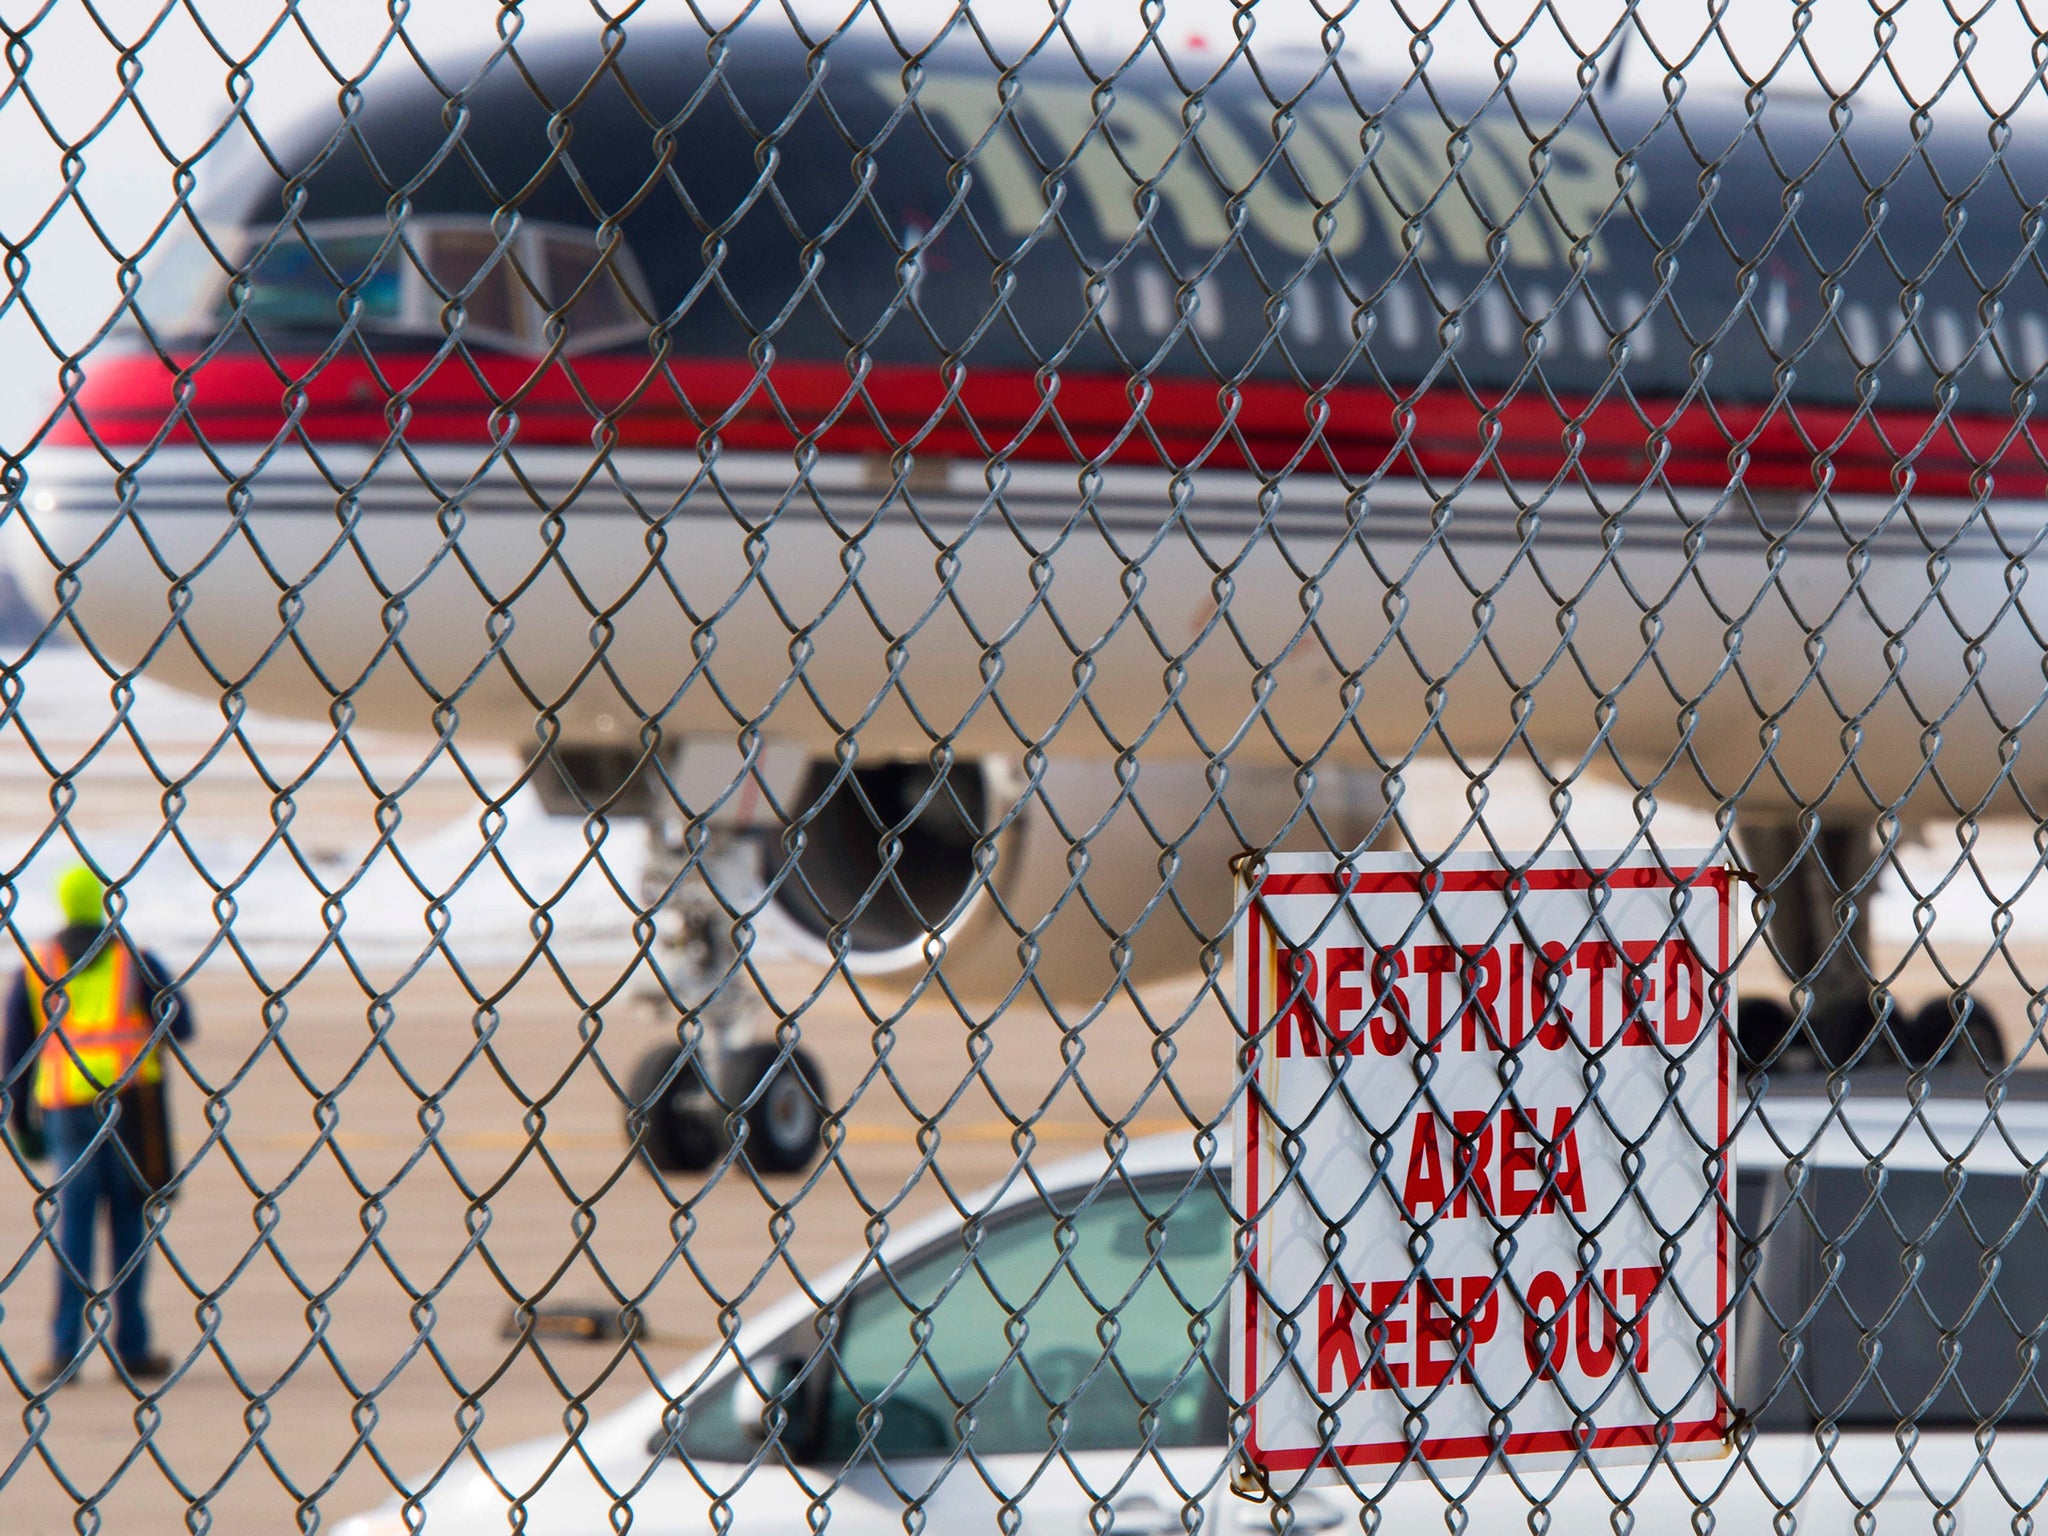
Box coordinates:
[1239,860,1735,1471]
[1260,866,1730,898]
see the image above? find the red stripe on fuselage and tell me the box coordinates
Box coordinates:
[46,348,2048,501]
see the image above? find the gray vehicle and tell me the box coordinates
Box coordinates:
[336,1078,2048,1533]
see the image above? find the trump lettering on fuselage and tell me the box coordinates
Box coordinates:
[876,72,1626,270]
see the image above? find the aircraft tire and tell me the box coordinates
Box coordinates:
[1900,998,2007,1069]
[1736,998,1798,1068]
[728,1044,826,1175]
[629,1045,724,1173]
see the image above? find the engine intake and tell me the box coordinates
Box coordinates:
[777,761,993,954]
[763,755,1384,1004]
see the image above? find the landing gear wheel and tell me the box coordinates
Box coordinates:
[629,1045,723,1173]
[1812,996,1885,1070]
[1737,998,1798,1068]
[1965,1007,2008,1068]
[1900,998,2007,1069]
[726,1044,825,1175]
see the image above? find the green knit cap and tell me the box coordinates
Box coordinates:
[55,864,104,928]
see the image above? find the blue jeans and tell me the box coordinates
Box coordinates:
[44,1104,152,1364]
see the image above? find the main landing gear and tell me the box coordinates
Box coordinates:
[1735,821,2007,1072]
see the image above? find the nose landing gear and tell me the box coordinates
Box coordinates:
[624,818,829,1177]
[628,1039,827,1176]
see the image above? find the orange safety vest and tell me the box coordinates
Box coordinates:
[28,939,159,1110]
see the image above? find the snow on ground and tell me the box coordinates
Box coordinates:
[0,645,647,976]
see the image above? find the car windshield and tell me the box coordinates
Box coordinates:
[130,215,651,355]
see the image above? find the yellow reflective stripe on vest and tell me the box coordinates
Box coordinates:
[30,940,158,1110]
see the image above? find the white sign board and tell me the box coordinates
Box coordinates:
[1233,850,1734,1481]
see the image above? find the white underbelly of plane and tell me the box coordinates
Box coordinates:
[14,443,2044,818]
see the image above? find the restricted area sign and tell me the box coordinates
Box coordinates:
[1233,850,1734,1480]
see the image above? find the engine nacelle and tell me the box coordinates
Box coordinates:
[754,754,1384,1006]
[528,737,1385,1004]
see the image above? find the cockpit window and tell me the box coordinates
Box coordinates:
[242,232,405,330]
[536,227,644,339]
[134,215,653,356]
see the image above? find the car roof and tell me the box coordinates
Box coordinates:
[1735,1070,2048,1173]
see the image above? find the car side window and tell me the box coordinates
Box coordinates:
[1808,1166,2048,1427]
[814,1177,1232,1462]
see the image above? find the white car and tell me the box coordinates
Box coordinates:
[337,1079,2048,1533]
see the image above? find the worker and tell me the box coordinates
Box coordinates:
[2,864,195,1388]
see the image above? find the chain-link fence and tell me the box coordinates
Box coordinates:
[3,1,2048,1531]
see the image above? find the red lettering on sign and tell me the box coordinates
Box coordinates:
[1575,1269,1621,1376]
[1500,1111,1541,1216]
[1367,1279,1410,1389]
[1317,1281,1365,1393]
[1576,941,1618,1045]
[1369,947,1409,1056]
[1405,1104,1589,1222]
[1450,1110,1495,1219]
[1524,1269,1569,1378]
[1275,947,1321,1057]
[1317,1266,1647,1394]
[1534,941,1573,1049]
[1414,1279,1458,1388]
[1505,943,1522,1047]
[1619,1264,1661,1369]
[1402,1112,1450,1217]
[1412,945,1457,1051]
[1461,946,1507,1053]
[1455,1275,1501,1384]
[1325,946,1364,1054]
[1542,1106,1587,1214]
[1663,938,1705,1045]
[1619,939,1661,1046]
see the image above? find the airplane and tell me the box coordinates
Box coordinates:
[9,24,2036,1171]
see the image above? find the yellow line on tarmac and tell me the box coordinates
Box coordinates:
[224,1117,1194,1154]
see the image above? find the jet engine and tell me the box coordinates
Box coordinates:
[760,754,1382,1005]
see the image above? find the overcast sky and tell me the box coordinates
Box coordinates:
[1,0,2042,442]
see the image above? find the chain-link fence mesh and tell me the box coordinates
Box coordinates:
[3,1,2048,1530]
